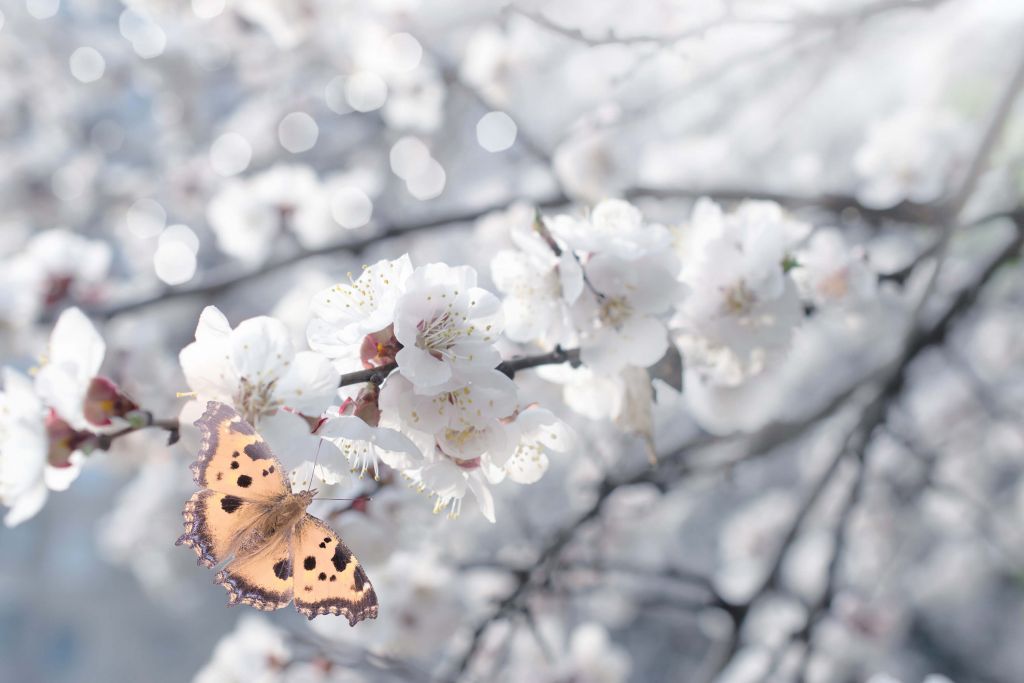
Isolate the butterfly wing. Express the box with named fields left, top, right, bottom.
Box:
left=215, top=540, right=294, bottom=611
left=190, top=401, right=290, bottom=500
left=176, top=489, right=259, bottom=568
left=177, top=402, right=290, bottom=567
left=291, top=514, right=379, bottom=624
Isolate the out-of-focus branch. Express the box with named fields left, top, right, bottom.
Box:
left=509, top=0, right=947, bottom=48
left=627, top=186, right=939, bottom=224
left=80, top=192, right=571, bottom=321
left=704, top=214, right=1024, bottom=680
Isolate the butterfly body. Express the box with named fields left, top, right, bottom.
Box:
left=176, top=401, right=378, bottom=624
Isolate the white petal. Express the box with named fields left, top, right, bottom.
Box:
left=34, top=364, right=88, bottom=430
left=44, top=456, right=83, bottom=492
left=49, top=307, right=105, bottom=378
left=466, top=474, right=496, bottom=523
left=230, top=317, right=294, bottom=382
left=179, top=337, right=237, bottom=401
left=275, top=351, right=337, bottom=414
left=506, top=448, right=549, bottom=485
left=194, top=306, right=233, bottom=342
left=396, top=346, right=452, bottom=392
left=3, top=480, right=48, bottom=527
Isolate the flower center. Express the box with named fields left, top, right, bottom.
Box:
left=599, top=295, right=632, bottom=328
left=234, top=377, right=281, bottom=425
left=722, top=280, right=757, bottom=315
left=416, top=311, right=466, bottom=356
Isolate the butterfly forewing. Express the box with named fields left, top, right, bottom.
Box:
left=191, top=401, right=290, bottom=500
left=292, top=514, right=379, bottom=624
left=176, top=489, right=257, bottom=567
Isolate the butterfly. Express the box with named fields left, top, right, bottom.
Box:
left=176, top=400, right=378, bottom=624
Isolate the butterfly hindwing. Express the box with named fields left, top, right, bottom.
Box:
left=215, top=540, right=294, bottom=612
left=192, top=401, right=290, bottom=500
left=292, top=514, right=378, bottom=625
left=176, top=489, right=258, bottom=567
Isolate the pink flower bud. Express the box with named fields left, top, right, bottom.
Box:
left=46, top=410, right=95, bottom=467
left=82, top=376, right=139, bottom=427
left=359, top=324, right=401, bottom=369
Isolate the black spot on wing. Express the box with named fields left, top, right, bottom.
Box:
left=244, top=442, right=273, bottom=460
left=236, top=475, right=252, bottom=488
left=304, top=556, right=316, bottom=571
left=331, top=545, right=351, bottom=573
left=231, top=451, right=239, bottom=458
left=220, top=495, right=243, bottom=513
left=229, top=420, right=256, bottom=435
left=329, top=575, right=336, bottom=582
left=318, top=572, right=327, bottom=581
left=216, top=472, right=223, bottom=481
left=323, top=537, right=331, bottom=543
left=273, top=558, right=291, bottom=580
left=230, top=461, right=239, bottom=470
left=353, top=566, right=368, bottom=592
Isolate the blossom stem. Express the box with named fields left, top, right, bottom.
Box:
left=95, top=411, right=180, bottom=449
left=337, top=347, right=583, bottom=388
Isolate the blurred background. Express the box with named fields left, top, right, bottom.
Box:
left=2, top=0, right=1024, bottom=682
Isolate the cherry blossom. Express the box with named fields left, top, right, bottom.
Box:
left=792, top=228, right=878, bottom=308
left=307, top=255, right=413, bottom=359
left=317, top=399, right=422, bottom=480
left=500, top=406, right=575, bottom=484
left=179, top=306, right=337, bottom=426
left=854, top=107, right=970, bottom=209
left=574, top=250, right=684, bottom=373
left=393, top=262, right=504, bottom=394
left=0, top=369, right=50, bottom=527
left=34, top=307, right=138, bottom=433
left=673, top=199, right=806, bottom=386
left=0, top=368, right=99, bottom=526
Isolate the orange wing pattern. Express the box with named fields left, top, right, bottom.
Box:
left=178, top=401, right=378, bottom=623
left=215, top=539, right=294, bottom=611
left=176, top=489, right=258, bottom=568
left=190, top=401, right=290, bottom=500
left=292, top=514, right=379, bottom=624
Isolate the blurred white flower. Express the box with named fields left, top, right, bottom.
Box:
left=548, top=199, right=672, bottom=259
left=0, top=229, right=111, bottom=326
left=179, top=306, right=337, bottom=425
left=854, top=107, right=969, bottom=209
left=207, top=164, right=334, bottom=265
left=716, top=490, right=798, bottom=603
left=0, top=369, right=49, bottom=527
left=489, top=205, right=583, bottom=345
left=673, top=199, right=804, bottom=386
left=34, top=307, right=129, bottom=433
left=576, top=250, right=683, bottom=373
left=194, top=614, right=290, bottom=683
left=393, top=263, right=503, bottom=394
left=792, top=228, right=877, bottom=308
left=382, top=65, right=446, bottom=133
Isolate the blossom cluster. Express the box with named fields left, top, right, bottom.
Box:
left=0, top=308, right=139, bottom=526
left=488, top=197, right=877, bottom=438
left=173, top=254, right=573, bottom=524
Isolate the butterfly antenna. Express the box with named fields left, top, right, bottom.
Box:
left=306, top=435, right=325, bottom=493
left=314, top=496, right=375, bottom=501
